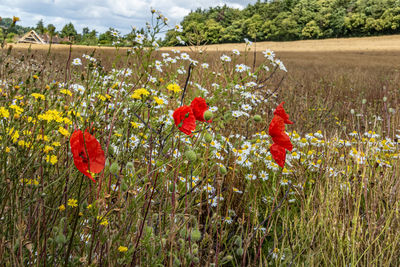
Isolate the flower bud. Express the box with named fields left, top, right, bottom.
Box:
left=236, top=247, right=244, bottom=256
left=126, top=162, right=134, bottom=170
left=110, top=162, right=119, bottom=175
left=204, top=110, right=213, bottom=121
left=362, top=99, right=367, bottom=104
left=204, top=132, right=213, bottom=143
left=219, top=165, right=227, bottom=175
left=190, top=229, right=202, bottom=242
left=185, top=150, right=197, bottom=162
left=222, top=255, right=233, bottom=262
left=253, top=114, right=262, bottom=122
left=350, top=109, right=355, bottom=115
left=383, top=96, right=387, bottom=102
left=55, top=233, right=67, bottom=244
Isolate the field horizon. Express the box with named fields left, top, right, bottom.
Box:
left=8, top=34, right=400, bottom=52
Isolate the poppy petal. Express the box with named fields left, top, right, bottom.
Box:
left=272, top=132, right=293, bottom=151
left=270, top=143, right=286, bottom=168
left=173, top=105, right=197, bottom=136
left=274, top=102, right=293, bottom=124
left=268, top=115, right=285, bottom=137
left=190, top=97, right=210, bottom=122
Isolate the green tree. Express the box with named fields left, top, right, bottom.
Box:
left=60, top=22, right=77, bottom=41
left=36, top=19, right=45, bottom=34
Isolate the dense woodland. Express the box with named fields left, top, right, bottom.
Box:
left=164, top=0, right=400, bottom=45
left=2, top=0, right=400, bottom=46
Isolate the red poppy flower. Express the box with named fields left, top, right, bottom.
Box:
left=268, top=102, right=294, bottom=168
left=173, top=105, right=196, bottom=136
left=273, top=102, right=293, bottom=124
left=190, top=97, right=211, bottom=122
left=270, top=143, right=286, bottom=168
left=70, top=130, right=105, bottom=182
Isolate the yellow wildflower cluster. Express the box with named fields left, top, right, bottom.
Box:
left=31, top=93, right=45, bottom=100
left=20, top=178, right=39, bottom=186
left=9, top=104, right=24, bottom=115
left=153, top=96, right=164, bottom=105
left=58, top=126, right=70, bottom=137
left=0, top=107, right=9, bottom=118
left=60, top=89, right=72, bottom=96
left=38, top=109, right=71, bottom=124
left=46, top=155, right=58, bottom=165
left=166, top=83, right=181, bottom=93
left=131, top=88, right=150, bottom=100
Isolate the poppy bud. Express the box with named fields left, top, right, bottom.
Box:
left=253, top=114, right=262, bottom=122
left=110, top=162, right=119, bottom=175
left=190, top=229, right=202, bottom=242
left=178, top=122, right=183, bottom=128
left=362, top=99, right=367, bottom=104
left=236, top=247, right=244, bottom=256
left=185, top=112, right=189, bottom=118
left=383, top=96, right=387, bottom=102
left=219, top=165, right=227, bottom=175
left=185, top=150, right=197, bottom=162
left=222, top=255, right=233, bottom=262
left=55, top=233, right=67, bottom=244
left=203, top=110, right=213, bottom=121
left=350, top=109, right=355, bottom=115
left=204, top=132, right=213, bottom=143
left=126, top=162, right=134, bottom=170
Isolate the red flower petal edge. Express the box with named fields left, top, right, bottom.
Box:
left=270, top=143, right=286, bottom=168
left=70, top=130, right=105, bottom=182
left=273, top=102, right=293, bottom=124
left=190, top=97, right=211, bottom=122
left=173, top=105, right=196, bottom=136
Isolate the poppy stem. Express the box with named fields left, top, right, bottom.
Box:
left=180, top=63, right=193, bottom=106
left=64, top=174, right=84, bottom=267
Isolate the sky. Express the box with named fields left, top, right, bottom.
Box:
left=0, top=0, right=258, bottom=35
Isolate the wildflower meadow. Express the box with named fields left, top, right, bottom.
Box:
left=1, top=11, right=400, bottom=266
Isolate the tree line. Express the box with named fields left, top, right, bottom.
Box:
left=164, top=0, right=400, bottom=45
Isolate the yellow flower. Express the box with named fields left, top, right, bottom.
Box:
left=97, top=94, right=106, bottom=101
left=118, top=246, right=128, bottom=252
left=58, top=204, right=66, bottom=211
left=130, top=121, right=139, bottom=128
left=33, top=75, right=39, bottom=80
left=67, top=199, right=78, bottom=208
left=9, top=104, right=24, bottom=115
left=60, top=89, right=72, bottom=96
left=5, top=147, right=10, bottom=153
left=131, top=88, right=150, bottom=100
left=153, top=96, right=164, bottom=105
left=0, top=107, right=9, bottom=118
left=31, top=93, right=45, bottom=100
left=58, top=126, right=70, bottom=137
left=43, top=145, right=54, bottom=153
left=46, top=155, right=58, bottom=165
left=97, top=216, right=108, bottom=226
left=166, top=83, right=181, bottom=93
left=12, top=16, right=20, bottom=23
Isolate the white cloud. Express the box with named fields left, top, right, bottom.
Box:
left=0, top=0, right=257, bottom=35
